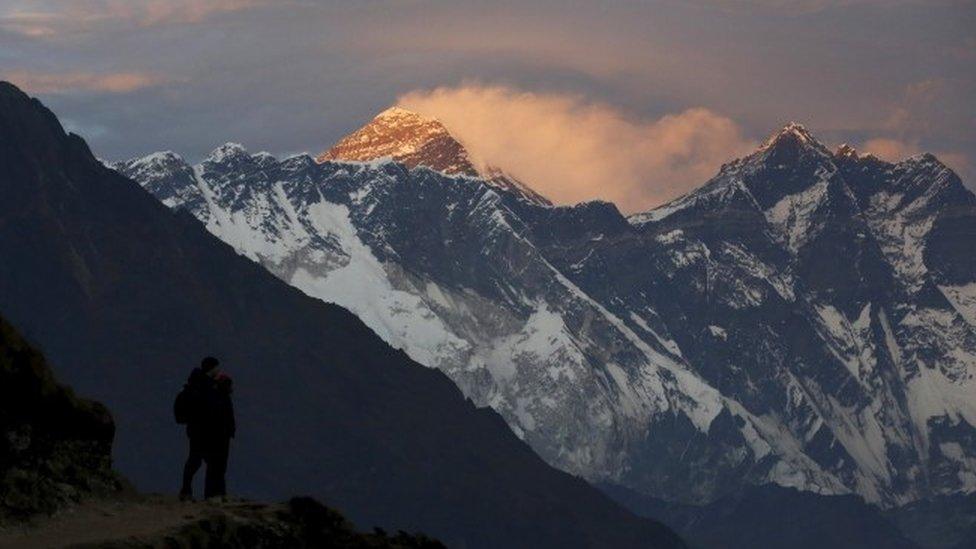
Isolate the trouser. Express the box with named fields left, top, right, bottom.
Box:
left=181, top=435, right=231, bottom=498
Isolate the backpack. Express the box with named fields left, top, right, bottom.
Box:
left=173, top=386, right=194, bottom=425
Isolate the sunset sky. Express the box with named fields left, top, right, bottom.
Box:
left=3, top=0, right=973, bottom=211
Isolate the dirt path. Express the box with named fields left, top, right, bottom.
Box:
left=0, top=495, right=227, bottom=548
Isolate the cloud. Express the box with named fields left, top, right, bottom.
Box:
left=861, top=138, right=921, bottom=161
left=0, top=11, right=61, bottom=37
left=882, top=79, right=975, bottom=144
left=696, top=0, right=958, bottom=13
left=2, top=70, right=170, bottom=94
left=863, top=79, right=975, bottom=184
left=861, top=137, right=971, bottom=182
left=884, top=79, right=946, bottom=136
left=399, top=85, right=757, bottom=214
left=2, top=0, right=968, bottom=188
left=0, top=0, right=270, bottom=37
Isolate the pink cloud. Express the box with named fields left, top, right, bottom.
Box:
left=399, top=85, right=756, bottom=214
left=697, top=0, right=956, bottom=13
left=861, top=138, right=921, bottom=161
left=2, top=70, right=170, bottom=94
left=861, top=137, right=971, bottom=181
left=0, top=0, right=270, bottom=37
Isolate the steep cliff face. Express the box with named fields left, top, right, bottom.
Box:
left=118, top=113, right=976, bottom=508
left=610, top=127, right=976, bottom=505
left=0, top=315, right=119, bottom=521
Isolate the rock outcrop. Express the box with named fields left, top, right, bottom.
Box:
left=0, top=315, right=120, bottom=522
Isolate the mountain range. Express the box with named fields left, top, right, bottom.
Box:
left=0, top=81, right=684, bottom=548
left=114, top=106, right=976, bottom=513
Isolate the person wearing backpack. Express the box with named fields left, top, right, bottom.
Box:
left=177, top=356, right=221, bottom=501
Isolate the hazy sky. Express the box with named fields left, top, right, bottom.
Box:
left=3, top=0, right=973, bottom=211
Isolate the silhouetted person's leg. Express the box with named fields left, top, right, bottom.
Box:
left=181, top=436, right=204, bottom=498
left=204, top=437, right=230, bottom=498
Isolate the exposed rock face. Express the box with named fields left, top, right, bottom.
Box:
left=620, top=125, right=976, bottom=506
left=117, top=114, right=976, bottom=510
left=0, top=315, right=119, bottom=521
left=318, top=106, right=551, bottom=206
left=318, top=106, right=480, bottom=177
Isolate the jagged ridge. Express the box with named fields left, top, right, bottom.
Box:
left=119, top=115, right=976, bottom=510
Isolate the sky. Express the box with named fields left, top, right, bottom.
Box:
left=2, top=0, right=974, bottom=212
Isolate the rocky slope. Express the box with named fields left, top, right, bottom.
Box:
left=102, top=497, right=443, bottom=549
left=0, top=315, right=119, bottom=522
left=116, top=111, right=976, bottom=509
left=3, top=495, right=445, bottom=549
left=0, top=81, right=684, bottom=549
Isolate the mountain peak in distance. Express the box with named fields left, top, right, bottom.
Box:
left=317, top=105, right=479, bottom=176
left=317, top=105, right=552, bottom=206
left=759, top=121, right=831, bottom=157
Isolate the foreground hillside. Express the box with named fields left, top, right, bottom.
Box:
left=2, top=496, right=444, bottom=548
left=0, top=312, right=441, bottom=548
left=0, top=81, right=683, bottom=548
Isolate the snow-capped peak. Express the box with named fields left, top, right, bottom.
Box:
left=373, top=105, right=433, bottom=123
left=759, top=122, right=830, bottom=156
left=205, top=142, right=249, bottom=164
left=318, top=105, right=553, bottom=207
left=139, top=150, right=183, bottom=163
left=109, top=150, right=191, bottom=182
left=317, top=105, right=478, bottom=176
left=903, top=152, right=944, bottom=168
left=774, top=121, right=815, bottom=141
left=833, top=144, right=893, bottom=166
left=834, top=143, right=861, bottom=159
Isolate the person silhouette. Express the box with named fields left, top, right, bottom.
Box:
left=178, top=356, right=235, bottom=500
left=205, top=372, right=235, bottom=498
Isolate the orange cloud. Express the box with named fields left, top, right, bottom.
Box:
left=398, top=85, right=756, bottom=214
left=861, top=79, right=974, bottom=185
left=861, top=138, right=921, bottom=161
left=2, top=70, right=169, bottom=94
left=118, top=0, right=270, bottom=26
left=862, top=137, right=970, bottom=181
left=0, top=11, right=61, bottom=37
left=697, top=0, right=955, bottom=13
left=1, top=1, right=270, bottom=37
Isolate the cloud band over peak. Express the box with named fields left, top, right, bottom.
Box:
left=399, top=85, right=757, bottom=214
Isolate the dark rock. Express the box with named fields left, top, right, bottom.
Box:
left=0, top=315, right=121, bottom=522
